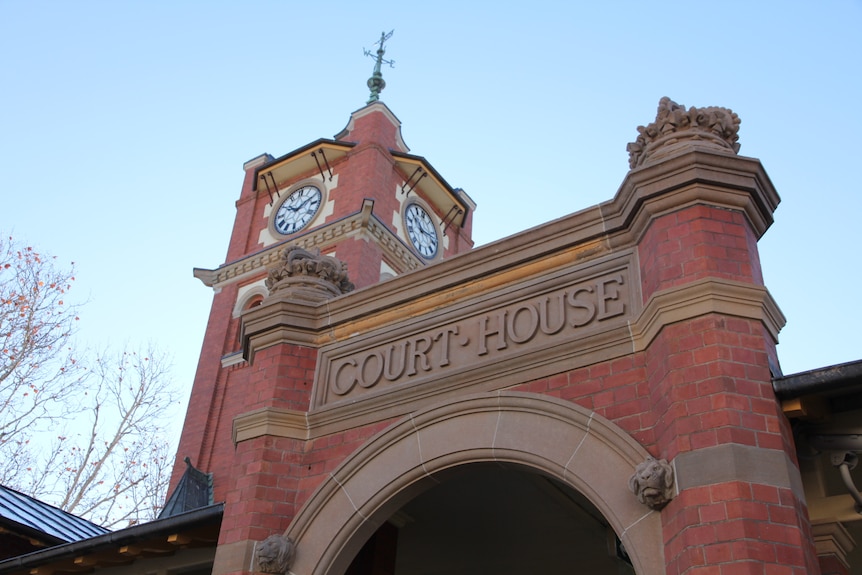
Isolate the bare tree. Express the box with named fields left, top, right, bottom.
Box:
left=34, top=348, right=177, bottom=527
left=1, top=236, right=178, bottom=528
left=0, top=236, right=85, bottom=482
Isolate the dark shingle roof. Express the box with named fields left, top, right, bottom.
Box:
left=0, top=485, right=109, bottom=543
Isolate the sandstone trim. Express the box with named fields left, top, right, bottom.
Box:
left=232, top=407, right=309, bottom=443
left=211, top=540, right=256, bottom=575
left=812, top=522, right=856, bottom=570
left=282, top=392, right=665, bottom=575
left=631, top=277, right=786, bottom=349
left=195, top=200, right=421, bottom=289
left=234, top=277, right=784, bottom=442
left=674, top=443, right=805, bottom=502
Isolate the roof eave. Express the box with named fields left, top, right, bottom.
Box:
left=0, top=504, right=224, bottom=573
left=773, top=358, right=862, bottom=400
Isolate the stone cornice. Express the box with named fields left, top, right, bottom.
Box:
left=232, top=406, right=309, bottom=443
left=605, top=146, right=780, bottom=242
left=194, top=200, right=422, bottom=289
left=631, top=277, right=786, bottom=349
left=297, top=148, right=779, bottom=342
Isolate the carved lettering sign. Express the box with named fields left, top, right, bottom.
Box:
left=316, top=260, right=636, bottom=406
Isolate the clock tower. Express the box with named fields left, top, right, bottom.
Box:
left=169, top=33, right=475, bottom=568
left=162, top=52, right=826, bottom=572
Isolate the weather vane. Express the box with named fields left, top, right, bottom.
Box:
left=364, top=30, right=394, bottom=104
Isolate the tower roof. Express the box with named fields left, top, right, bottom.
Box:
left=158, top=457, right=213, bottom=519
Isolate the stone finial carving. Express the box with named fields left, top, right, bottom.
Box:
left=628, top=456, right=675, bottom=510
left=257, top=534, right=295, bottom=574
left=265, top=246, right=355, bottom=303
left=627, top=97, right=741, bottom=169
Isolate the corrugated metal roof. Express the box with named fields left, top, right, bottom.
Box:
left=0, top=503, right=223, bottom=575
left=0, top=485, right=109, bottom=542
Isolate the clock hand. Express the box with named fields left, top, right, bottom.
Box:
left=415, top=226, right=432, bottom=240
left=420, top=218, right=436, bottom=235
left=289, top=196, right=314, bottom=212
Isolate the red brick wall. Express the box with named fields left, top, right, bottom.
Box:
left=819, top=555, right=850, bottom=575
left=217, top=419, right=395, bottom=546
left=342, top=110, right=400, bottom=151
left=332, top=236, right=384, bottom=290
left=170, top=282, right=241, bottom=491
left=638, top=205, right=763, bottom=303
left=244, top=344, right=317, bottom=413
left=663, top=482, right=817, bottom=575
left=512, top=202, right=818, bottom=573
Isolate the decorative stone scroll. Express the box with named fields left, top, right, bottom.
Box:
left=257, top=534, right=295, bottom=574
left=628, top=456, right=675, bottom=510
left=627, top=97, right=741, bottom=169
left=265, top=246, right=354, bottom=303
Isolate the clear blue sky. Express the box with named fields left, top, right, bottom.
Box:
left=2, top=2, right=860, bottom=433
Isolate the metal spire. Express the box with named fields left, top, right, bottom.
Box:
left=364, top=30, right=394, bottom=104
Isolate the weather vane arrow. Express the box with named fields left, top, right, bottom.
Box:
left=364, top=30, right=394, bottom=104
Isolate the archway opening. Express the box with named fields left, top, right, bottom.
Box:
left=345, top=463, right=634, bottom=575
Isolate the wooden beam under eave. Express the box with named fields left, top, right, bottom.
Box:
left=168, top=533, right=192, bottom=545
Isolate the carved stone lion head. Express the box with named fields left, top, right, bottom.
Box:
left=628, top=456, right=674, bottom=510
left=257, top=534, right=295, bottom=574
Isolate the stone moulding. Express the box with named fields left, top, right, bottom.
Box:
left=240, top=298, right=330, bottom=362
left=812, top=522, right=856, bottom=570
left=233, top=406, right=310, bottom=443
left=193, top=199, right=421, bottom=290
left=319, top=150, right=779, bottom=345
left=607, top=149, right=779, bottom=243
left=232, top=276, right=784, bottom=444
left=631, top=277, right=786, bottom=349
left=314, top=252, right=638, bottom=407
left=309, top=275, right=781, bottom=413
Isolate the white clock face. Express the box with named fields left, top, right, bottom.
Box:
left=405, top=203, right=439, bottom=259
left=274, top=185, right=322, bottom=235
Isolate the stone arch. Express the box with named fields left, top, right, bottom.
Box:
left=286, top=391, right=664, bottom=575
left=233, top=282, right=267, bottom=318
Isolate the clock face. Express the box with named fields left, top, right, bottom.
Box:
left=405, top=203, right=439, bottom=259
left=274, top=185, right=322, bottom=235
